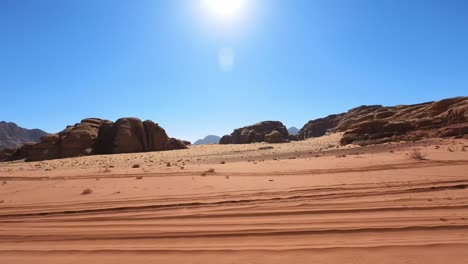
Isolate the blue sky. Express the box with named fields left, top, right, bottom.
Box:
left=1, top=0, right=467, bottom=141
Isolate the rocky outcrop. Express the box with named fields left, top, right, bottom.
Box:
left=297, top=97, right=468, bottom=145
left=219, top=135, right=232, bottom=145
left=0, top=122, right=47, bottom=149
left=2, top=118, right=187, bottom=162
left=297, top=115, right=343, bottom=139
left=219, top=121, right=290, bottom=144
left=265, top=130, right=283, bottom=143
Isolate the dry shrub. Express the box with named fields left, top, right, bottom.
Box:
left=220, top=161, right=226, bottom=164
left=81, top=188, right=93, bottom=195
left=201, top=168, right=215, bottom=176
left=132, top=164, right=140, bottom=168
left=136, top=176, right=143, bottom=180
left=409, top=149, right=426, bottom=161
left=259, top=146, right=274, bottom=150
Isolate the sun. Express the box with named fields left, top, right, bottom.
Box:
left=202, top=0, right=246, bottom=20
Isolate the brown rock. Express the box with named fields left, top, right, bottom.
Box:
left=2, top=117, right=186, bottom=162
left=297, top=96, right=468, bottom=146
left=0, top=147, right=17, bottom=161
left=220, top=121, right=289, bottom=144
left=165, top=138, right=188, bottom=150
left=113, top=118, right=147, bottom=153
left=60, top=119, right=109, bottom=158
left=143, top=120, right=170, bottom=151
left=265, top=130, right=286, bottom=143
left=219, top=135, right=232, bottom=145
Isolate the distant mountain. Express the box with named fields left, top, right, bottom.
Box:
left=288, top=126, right=299, bottom=135
left=194, top=135, right=221, bottom=145
left=0, top=121, right=47, bottom=149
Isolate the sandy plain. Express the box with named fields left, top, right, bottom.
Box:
left=1, top=133, right=468, bottom=263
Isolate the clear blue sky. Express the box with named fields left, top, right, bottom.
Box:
left=1, top=0, right=467, bottom=141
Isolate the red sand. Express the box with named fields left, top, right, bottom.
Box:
left=1, top=135, right=467, bottom=263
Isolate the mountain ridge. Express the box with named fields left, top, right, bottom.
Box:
left=0, top=121, right=47, bottom=149
left=194, top=135, right=220, bottom=145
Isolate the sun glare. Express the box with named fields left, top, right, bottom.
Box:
left=202, top=0, right=246, bottom=20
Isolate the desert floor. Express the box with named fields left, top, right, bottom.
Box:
left=1, top=134, right=468, bottom=263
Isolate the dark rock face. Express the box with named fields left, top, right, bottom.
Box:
left=60, top=118, right=110, bottom=158
left=194, top=135, right=221, bottom=145
left=297, top=115, right=343, bottom=139
left=0, top=147, right=17, bottom=162
left=219, top=121, right=290, bottom=144
left=297, top=97, right=468, bottom=146
left=265, top=130, right=283, bottom=143
left=219, top=135, right=232, bottom=145
left=113, top=118, right=148, bottom=153
left=2, top=118, right=187, bottom=162
left=0, top=122, right=47, bottom=149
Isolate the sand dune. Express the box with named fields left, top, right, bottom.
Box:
left=1, top=134, right=467, bottom=263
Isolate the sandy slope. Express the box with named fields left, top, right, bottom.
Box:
left=1, top=134, right=468, bottom=263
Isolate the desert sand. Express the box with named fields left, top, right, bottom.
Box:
left=1, top=133, right=468, bottom=263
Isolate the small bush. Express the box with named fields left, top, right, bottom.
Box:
left=132, top=164, right=140, bottom=168
left=259, top=146, right=274, bottom=150
left=136, top=176, right=143, bottom=180
left=409, top=149, right=426, bottom=161
left=81, top=188, right=93, bottom=195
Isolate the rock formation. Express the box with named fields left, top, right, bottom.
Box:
left=194, top=135, right=221, bottom=145
left=1, top=118, right=187, bottom=162
left=297, top=97, right=468, bottom=145
left=0, top=122, right=47, bottom=149
left=219, top=121, right=290, bottom=144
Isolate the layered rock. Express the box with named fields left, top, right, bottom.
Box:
left=2, top=118, right=187, bottom=162
left=297, top=97, right=468, bottom=145
left=219, top=121, right=290, bottom=144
